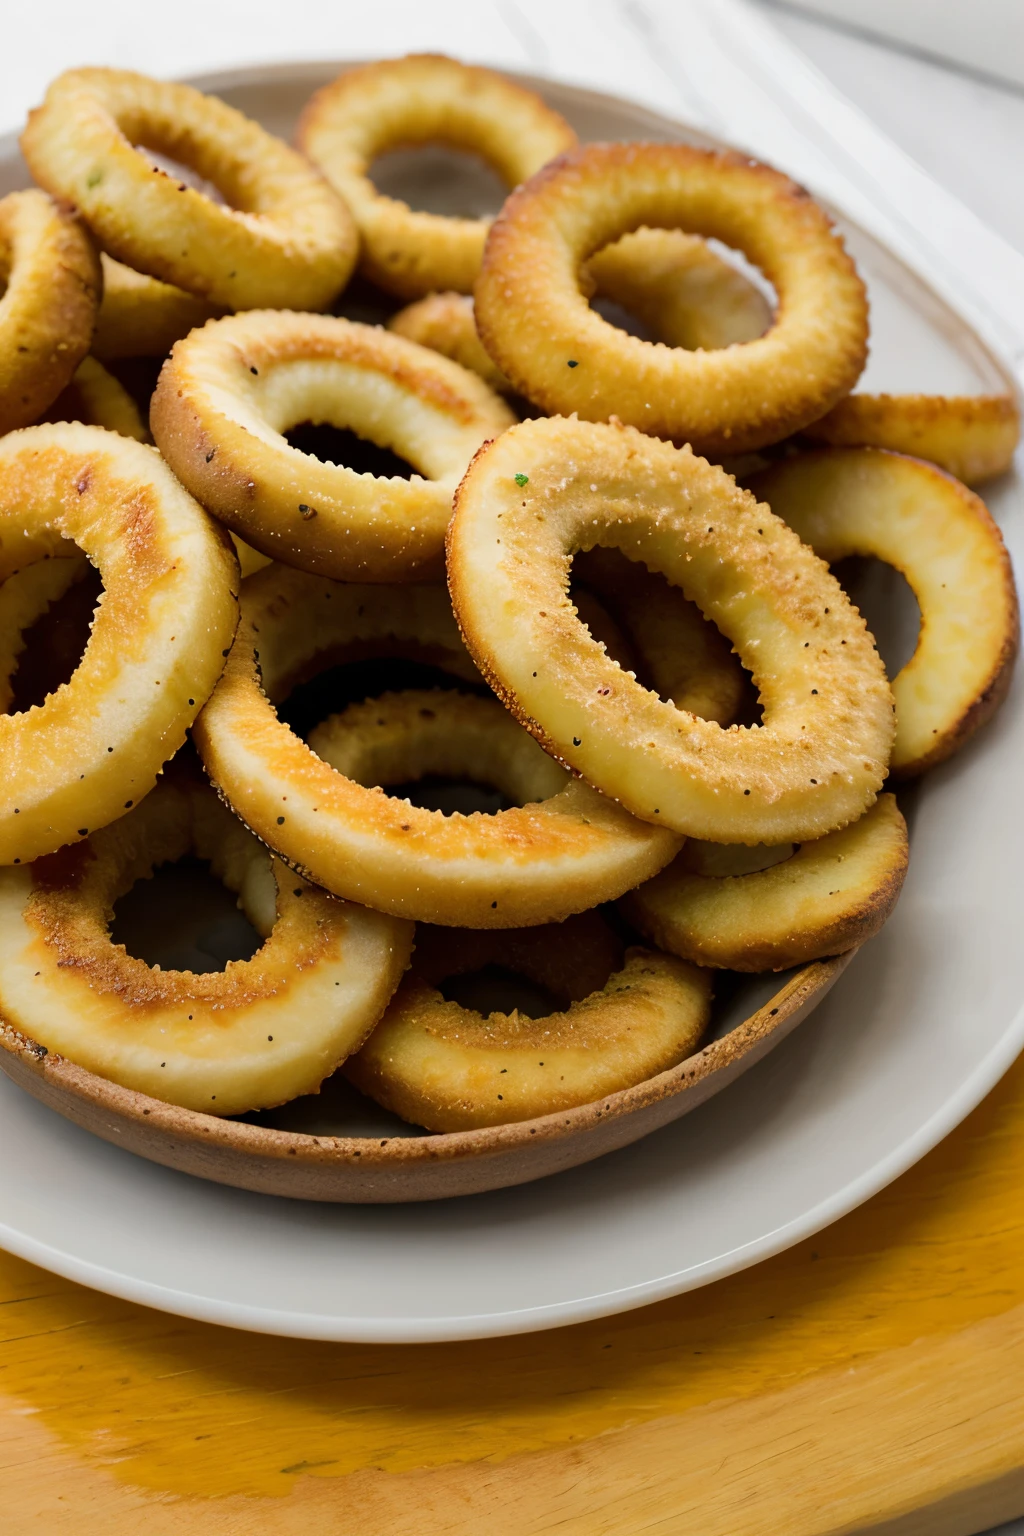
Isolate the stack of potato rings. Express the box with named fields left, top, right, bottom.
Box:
left=0, top=53, right=1016, bottom=1138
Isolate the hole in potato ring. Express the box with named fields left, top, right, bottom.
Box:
left=21, top=67, right=357, bottom=311
left=621, top=793, right=908, bottom=972
left=802, top=392, right=1020, bottom=486
left=387, top=231, right=772, bottom=403
left=92, top=254, right=219, bottom=362
left=0, top=189, right=101, bottom=435
left=42, top=355, right=149, bottom=442
left=572, top=546, right=748, bottom=726
left=0, top=421, right=239, bottom=864
left=585, top=227, right=773, bottom=351
left=474, top=142, right=868, bottom=454
left=297, top=54, right=578, bottom=300
left=345, top=912, right=711, bottom=1131
left=306, top=686, right=680, bottom=926
left=151, top=311, right=516, bottom=582
left=0, top=557, right=90, bottom=714
left=749, top=447, right=1019, bottom=777
left=447, top=416, right=895, bottom=844
left=0, top=771, right=413, bottom=1116
left=230, top=533, right=272, bottom=579
left=193, top=565, right=680, bottom=927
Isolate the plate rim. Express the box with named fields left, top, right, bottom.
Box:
left=0, top=58, right=1020, bottom=1340
left=1, top=972, right=1022, bottom=1342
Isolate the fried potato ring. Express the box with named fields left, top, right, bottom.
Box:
left=0, top=189, right=101, bottom=435
left=474, top=142, right=868, bottom=454
left=388, top=292, right=511, bottom=395
left=43, top=355, right=149, bottom=442
left=573, top=546, right=747, bottom=726
left=0, top=421, right=238, bottom=864
left=306, top=687, right=679, bottom=926
left=92, top=254, right=219, bottom=362
left=750, top=447, right=1019, bottom=776
left=346, top=914, right=711, bottom=1131
left=151, top=311, right=515, bottom=581
left=622, top=793, right=907, bottom=971
left=448, top=417, right=895, bottom=843
left=803, top=392, right=1020, bottom=486
left=194, top=565, right=679, bottom=926
left=22, top=67, right=357, bottom=311
left=388, top=231, right=771, bottom=399
left=297, top=54, right=578, bottom=300
left=0, top=774, right=412, bottom=1116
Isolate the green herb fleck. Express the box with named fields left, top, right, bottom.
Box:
left=86, top=169, right=104, bottom=188
left=514, top=472, right=529, bottom=487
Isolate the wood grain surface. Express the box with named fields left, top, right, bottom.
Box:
left=1, top=1049, right=1023, bottom=1533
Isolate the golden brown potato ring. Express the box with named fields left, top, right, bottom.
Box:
left=151, top=311, right=515, bottom=582
left=621, top=793, right=908, bottom=972
left=297, top=54, right=577, bottom=299
left=0, top=773, right=412, bottom=1116
left=0, top=189, right=101, bottom=435
left=803, top=391, right=1020, bottom=486
left=388, top=230, right=772, bottom=401
left=448, top=416, right=894, bottom=844
left=388, top=292, right=511, bottom=395
left=346, top=913, right=711, bottom=1131
left=92, top=254, right=219, bottom=361
left=22, top=67, right=357, bottom=310
left=42, top=354, right=149, bottom=442
left=307, top=686, right=680, bottom=926
left=750, top=448, right=1019, bottom=776
left=474, top=142, right=867, bottom=453
left=0, top=421, right=238, bottom=864
left=194, top=567, right=680, bottom=927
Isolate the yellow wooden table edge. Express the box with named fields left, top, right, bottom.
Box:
left=0, top=1041, right=1022, bottom=1534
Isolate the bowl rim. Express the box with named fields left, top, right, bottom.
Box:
left=0, top=952, right=852, bottom=1166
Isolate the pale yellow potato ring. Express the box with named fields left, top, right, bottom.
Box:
left=346, top=914, right=711, bottom=1131
left=43, top=354, right=149, bottom=442
left=0, top=189, right=101, bottom=435
left=388, top=231, right=772, bottom=399
left=22, top=67, right=357, bottom=310
left=474, top=142, right=868, bottom=453
left=194, top=566, right=679, bottom=927
left=0, top=773, right=412, bottom=1116
left=448, top=416, right=895, bottom=843
left=92, top=254, right=219, bottom=362
left=0, top=421, right=238, bottom=864
left=750, top=448, right=1019, bottom=776
left=803, top=391, right=1020, bottom=486
left=307, top=687, right=680, bottom=926
left=151, top=310, right=515, bottom=582
left=297, top=54, right=577, bottom=299
left=622, top=793, right=908, bottom=972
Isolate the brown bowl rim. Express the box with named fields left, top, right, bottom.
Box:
left=0, top=950, right=853, bottom=1168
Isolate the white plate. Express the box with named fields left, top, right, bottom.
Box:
left=0, top=64, right=1020, bottom=1343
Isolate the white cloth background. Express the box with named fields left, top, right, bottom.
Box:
left=2, top=3, right=1023, bottom=1528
